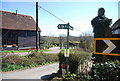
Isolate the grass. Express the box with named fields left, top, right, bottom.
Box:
left=0, top=49, right=51, bottom=53
left=0, top=50, right=30, bottom=53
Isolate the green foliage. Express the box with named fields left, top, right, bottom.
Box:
left=58, top=49, right=91, bottom=73
left=76, top=73, right=92, bottom=81
left=2, top=55, right=24, bottom=65
left=2, top=53, right=59, bottom=72
left=56, top=48, right=93, bottom=80
left=2, top=64, right=24, bottom=72
left=0, top=49, right=49, bottom=53
left=0, top=50, right=30, bottom=53
left=92, top=60, right=120, bottom=81
left=62, top=72, right=77, bottom=80
left=79, top=36, right=94, bottom=52
left=52, top=71, right=92, bottom=81
left=42, top=54, right=59, bottom=62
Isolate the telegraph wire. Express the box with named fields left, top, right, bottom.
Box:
left=38, top=5, right=85, bottom=35
left=38, top=6, right=66, bottom=23
left=74, top=27, right=85, bottom=35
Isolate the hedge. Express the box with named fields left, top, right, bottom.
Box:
left=58, top=48, right=91, bottom=74
left=91, top=60, right=120, bottom=81
left=2, top=52, right=59, bottom=72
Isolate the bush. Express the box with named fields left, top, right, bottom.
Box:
left=27, top=53, right=46, bottom=65
left=72, top=48, right=85, bottom=52
left=2, top=55, right=21, bottom=65
left=58, top=49, right=91, bottom=73
left=2, top=64, right=24, bottom=72
left=43, top=54, right=59, bottom=62
left=92, top=60, right=120, bottom=81
left=2, top=52, right=59, bottom=72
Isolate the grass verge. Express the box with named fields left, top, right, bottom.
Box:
left=0, top=49, right=51, bottom=53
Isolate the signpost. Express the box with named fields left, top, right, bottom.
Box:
left=57, top=23, right=73, bottom=74
left=94, top=38, right=120, bottom=56
left=57, top=23, right=73, bottom=30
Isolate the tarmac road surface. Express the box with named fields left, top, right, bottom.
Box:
left=44, top=47, right=60, bottom=54
left=1, top=47, right=61, bottom=80
left=5, top=47, right=61, bottom=56
left=2, top=63, right=59, bottom=79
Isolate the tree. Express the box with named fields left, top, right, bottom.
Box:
left=59, top=34, right=66, bottom=49
left=79, top=33, right=94, bottom=52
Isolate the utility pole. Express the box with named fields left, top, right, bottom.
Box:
left=36, top=2, right=39, bottom=52
left=66, top=23, right=70, bottom=74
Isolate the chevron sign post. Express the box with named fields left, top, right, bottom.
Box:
left=94, top=38, right=120, bottom=56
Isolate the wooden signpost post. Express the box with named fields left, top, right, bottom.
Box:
left=57, top=23, right=73, bottom=74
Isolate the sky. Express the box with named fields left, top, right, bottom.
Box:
left=1, top=0, right=119, bottom=37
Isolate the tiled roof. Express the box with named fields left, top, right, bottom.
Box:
left=0, top=10, right=41, bottom=31
left=111, top=18, right=120, bottom=30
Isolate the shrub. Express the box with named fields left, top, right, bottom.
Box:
left=2, top=55, right=22, bottom=65
left=92, top=60, right=120, bottom=81
left=43, top=54, right=59, bottom=62
left=19, top=57, right=35, bottom=66
left=33, top=56, right=45, bottom=65
left=2, top=64, right=24, bottom=72
left=2, top=52, right=59, bottom=72
left=72, top=48, right=85, bottom=52
left=2, top=55, right=35, bottom=67
left=58, top=49, right=91, bottom=73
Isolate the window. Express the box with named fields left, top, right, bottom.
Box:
left=2, top=30, right=18, bottom=47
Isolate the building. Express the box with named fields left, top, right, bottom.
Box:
left=111, top=18, right=120, bottom=61
left=111, top=18, right=120, bottom=34
left=0, top=10, right=41, bottom=50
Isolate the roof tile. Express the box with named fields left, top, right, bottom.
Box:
left=0, top=10, right=41, bottom=31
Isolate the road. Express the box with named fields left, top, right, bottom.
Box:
left=6, top=47, right=61, bottom=56
left=2, top=63, right=59, bottom=79
left=1, top=47, right=60, bottom=80
left=44, top=47, right=60, bottom=54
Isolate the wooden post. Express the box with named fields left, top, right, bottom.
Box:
left=36, top=2, right=39, bottom=52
